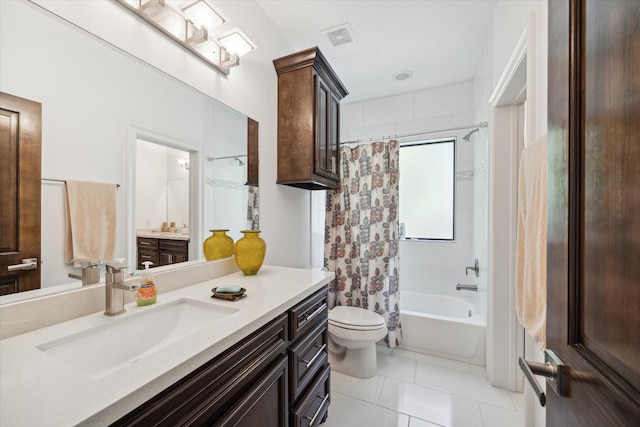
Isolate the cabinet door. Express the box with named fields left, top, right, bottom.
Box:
left=217, top=356, right=288, bottom=427
left=329, top=92, right=340, bottom=181
left=314, top=74, right=336, bottom=181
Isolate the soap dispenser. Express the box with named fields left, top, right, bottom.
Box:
left=136, top=261, right=157, bottom=306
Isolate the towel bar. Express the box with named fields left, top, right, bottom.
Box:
left=42, top=178, right=120, bottom=188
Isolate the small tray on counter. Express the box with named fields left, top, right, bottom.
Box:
left=211, top=287, right=247, bottom=302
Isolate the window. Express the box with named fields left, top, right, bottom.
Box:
left=399, top=139, right=455, bottom=240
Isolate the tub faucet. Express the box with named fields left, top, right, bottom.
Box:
left=465, top=258, right=479, bottom=277
left=456, top=284, right=478, bottom=292
left=104, top=262, right=137, bottom=316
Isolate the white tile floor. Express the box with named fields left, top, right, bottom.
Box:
left=321, top=346, right=525, bottom=427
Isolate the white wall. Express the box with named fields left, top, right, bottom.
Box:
left=478, top=2, right=547, bottom=426
left=341, top=81, right=481, bottom=309
left=1, top=0, right=311, bottom=290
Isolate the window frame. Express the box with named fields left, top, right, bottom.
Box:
left=399, top=137, right=456, bottom=242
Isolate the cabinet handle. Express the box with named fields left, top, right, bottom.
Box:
left=139, top=241, right=151, bottom=246
left=302, top=343, right=327, bottom=368
left=305, top=393, right=329, bottom=426
left=141, top=255, right=152, bottom=260
left=303, top=303, right=327, bottom=324
left=331, top=156, right=336, bottom=173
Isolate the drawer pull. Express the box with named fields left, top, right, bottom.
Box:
left=303, top=303, right=327, bottom=324
left=139, top=241, right=152, bottom=246
left=302, top=343, right=327, bottom=368
left=305, top=393, right=329, bottom=426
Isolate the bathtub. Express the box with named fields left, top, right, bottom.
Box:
left=399, top=291, right=485, bottom=366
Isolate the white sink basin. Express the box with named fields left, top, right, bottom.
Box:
left=37, top=299, right=237, bottom=379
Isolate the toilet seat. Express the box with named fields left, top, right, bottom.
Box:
left=329, top=306, right=386, bottom=331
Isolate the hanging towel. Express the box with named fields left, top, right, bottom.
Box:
left=516, top=134, right=547, bottom=350
left=65, top=180, right=117, bottom=265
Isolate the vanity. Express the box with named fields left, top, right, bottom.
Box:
left=0, top=263, right=333, bottom=426
left=136, top=232, right=190, bottom=270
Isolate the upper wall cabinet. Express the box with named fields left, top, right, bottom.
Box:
left=273, top=47, right=348, bottom=190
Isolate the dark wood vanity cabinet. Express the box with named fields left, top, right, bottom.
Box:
left=113, top=286, right=330, bottom=427
left=288, top=287, right=330, bottom=427
left=158, top=239, right=188, bottom=266
left=274, top=47, right=348, bottom=190
left=137, top=237, right=188, bottom=270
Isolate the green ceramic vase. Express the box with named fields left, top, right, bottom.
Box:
left=234, top=230, right=266, bottom=275
left=203, top=229, right=234, bottom=261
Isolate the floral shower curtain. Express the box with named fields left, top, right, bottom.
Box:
left=246, top=186, right=259, bottom=230
left=324, top=140, right=402, bottom=347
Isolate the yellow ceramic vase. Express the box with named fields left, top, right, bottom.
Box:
left=203, top=229, right=234, bottom=261
left=234, top=230, right=266, bottom=275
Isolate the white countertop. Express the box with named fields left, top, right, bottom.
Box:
left=0, top=265, right=333, bottom=426
left=136, top=231, right=190, bottom=241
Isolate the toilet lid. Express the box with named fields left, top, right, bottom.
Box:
left=329, top=306, right=386, bottom=329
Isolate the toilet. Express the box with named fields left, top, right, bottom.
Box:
left=327, top=306, right=387, bottom=378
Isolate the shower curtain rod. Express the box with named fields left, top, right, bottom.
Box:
left=341, top=121, right=488, bottom=146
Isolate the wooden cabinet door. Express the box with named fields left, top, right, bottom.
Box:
left=314, top=74, right=332, bottom=180
left=218, top=356, right=288, bottom=427
left=0, top=92, right=41, bottom=295
left=546, top=0, right=640, bottom=424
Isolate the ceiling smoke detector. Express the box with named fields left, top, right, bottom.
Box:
left=322, top=23, right=355, bottom=47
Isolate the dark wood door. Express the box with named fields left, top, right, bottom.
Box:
left=0, top=92, right=41, bottom=295
left=547, top=0, right=640, bottom=424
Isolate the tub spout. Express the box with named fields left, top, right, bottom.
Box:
left=456, top=284, right=478, bottom=292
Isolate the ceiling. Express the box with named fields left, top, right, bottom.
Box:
left=256, top=0, right=497, bottom=104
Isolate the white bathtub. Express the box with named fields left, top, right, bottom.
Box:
left=399, top=291, right=485, bottom=366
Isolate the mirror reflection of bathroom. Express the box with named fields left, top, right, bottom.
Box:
left=205, top=155, right=249, bottom=243
left=135, top=139, right=191, bottom=269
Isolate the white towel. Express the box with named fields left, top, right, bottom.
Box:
left=516, top=134, right=547, bottom=350
left=65, top=180, right=117, bottom=265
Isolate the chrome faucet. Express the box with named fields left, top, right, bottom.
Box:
left=456, top=283, right=478, bottom=292
left=68, top=259, right=100, bottom=286
left=104, top=262, right=137, bottom=316
left=465, top=258, right=480, bottom=277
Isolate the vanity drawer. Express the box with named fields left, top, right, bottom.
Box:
left=291, top=364, right=331, bottom=427
left=289, top=286, right=327, bottom=341
left=159, top=239, right=188, bottom=252
left=114, top=314, right=288, bottom=426
left=137, top=248, right=158, bottom=268
left=289, top=320, right=328, bottom=403
left=137, top=237, right=158, bottom=249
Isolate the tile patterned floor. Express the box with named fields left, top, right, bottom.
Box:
left=321, top=346, right=525, bottom=427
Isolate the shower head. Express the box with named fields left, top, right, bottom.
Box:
left=234, top=157, right=245, bottom=166
left=461, top=121, right=488, bottom=142
left=462, top=128, right=479, bottom=142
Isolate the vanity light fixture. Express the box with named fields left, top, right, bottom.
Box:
left=115, top=0, right=253, bottom=75
left=217, top=29, right=256, bottom=57
left=176, top=158, right=190, bottom=170
left=179, top=0, right=224, bottom=31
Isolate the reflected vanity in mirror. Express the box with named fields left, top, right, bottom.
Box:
left=0, top=1, right=258, bottom=302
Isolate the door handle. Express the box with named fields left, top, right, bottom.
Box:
left=519, top=349, right=567, bottom=406
left=7, top=258, right=38, bottom=272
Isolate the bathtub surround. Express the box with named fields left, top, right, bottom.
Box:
left=325, top=141, right=402, bottom=347
left=515, top=134, right=547, bottom=350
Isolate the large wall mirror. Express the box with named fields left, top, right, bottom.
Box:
left=0, top=1, right=258, bottom=302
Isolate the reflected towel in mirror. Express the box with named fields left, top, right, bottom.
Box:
left=65, top=180, right=117, bottom=265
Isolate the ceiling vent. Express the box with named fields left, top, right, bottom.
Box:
left=322, top=23, right=355, bottom=47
